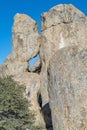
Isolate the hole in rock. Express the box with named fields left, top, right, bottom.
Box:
left=28, top=53, right=42, bottom=73
left=29, top=54, right=40, bottom=68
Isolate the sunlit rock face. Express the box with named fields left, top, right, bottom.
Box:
left=12, top=14, right=40, bottom=62
left=48, top=46, right=87, bottom=130
left=40, top=4, right=87, bottom=107
left=13, top=72, right=45, bottom=127
left=0, top=14, right=44, bottom=128
left=0, top=4, right=87, bottom=130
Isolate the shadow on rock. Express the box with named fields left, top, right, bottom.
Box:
left=41, top=103, right=53, bottom=130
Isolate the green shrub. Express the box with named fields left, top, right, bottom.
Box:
left=0, top=76, right=41, bottom=130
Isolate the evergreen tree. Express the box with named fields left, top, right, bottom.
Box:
left=0, top=76, right=41, bottom=130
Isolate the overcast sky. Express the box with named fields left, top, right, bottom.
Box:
left=0, top=0, right=87, bottom=64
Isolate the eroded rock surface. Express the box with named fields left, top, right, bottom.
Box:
left=13, top=72, right=45, bottom=127
left=12, top=14, right=40, bottom=62
left=0, top=4, right=87, bottom=130
left=0, top=14, right=44, bottom=128
left=40, top=4, right=87, bottom=106
left=48, top=46, right=87, bottom=130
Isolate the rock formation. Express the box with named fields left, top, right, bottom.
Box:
left=40, top=4, right=87, bottom=107
left=0, top=4, right=87, bottom=130
left=48, top=46, right=87, bottom=130
left=12, top=14, right=40, bottom=62
left=0, top=14, right=44, bottom=128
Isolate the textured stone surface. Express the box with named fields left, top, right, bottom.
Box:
left=12, top=14, right=40, bottom=62
left=41, top=4, right=85, bottom=31
left=4, top=61, right=28, bottom=76
left=40, top=4, right=87, bottom=106
left=40, top=63, right=49, bottom=106
left=48, top=46, right=87, bottom=130
left=13, top=72, right=45, bottom=127
left=13, top=72, right=40, bottom=111
left=0, top=14, right=44, bottom=128
left=0, top=4, right=87, bottom=130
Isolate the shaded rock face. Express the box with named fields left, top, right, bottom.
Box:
left=0, top=4, right=87, bottom=130
left=48, top=46, right=87, bottom=130
left=40, top=4, right=87, bottom=106
left=41, top=103, right=53, bottom=129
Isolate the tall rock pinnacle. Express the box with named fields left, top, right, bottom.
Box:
left=12, top=14, right=40, bottom=62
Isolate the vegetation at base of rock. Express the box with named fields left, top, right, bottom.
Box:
left=0, top=76, right=41, bottom=130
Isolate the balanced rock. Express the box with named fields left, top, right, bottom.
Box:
left=48, top=46, right=87, bottom=130
left=12, top=14, right=40, bottom=62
